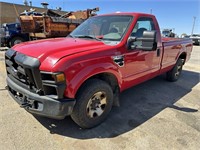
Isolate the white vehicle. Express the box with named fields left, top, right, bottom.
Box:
left=190, top=34, right=200, bottom=45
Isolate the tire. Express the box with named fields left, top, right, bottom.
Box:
left=10, top=37, right=25, bottom=47
left=166, top=58, right=183, bottom=82
left=71, top=79, right=113, bottom=129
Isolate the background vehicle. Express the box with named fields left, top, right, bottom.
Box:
left=162, top=29, right=175, bottom=37
left=190, top=34, right=200, bottom=45
left=0, top=23, right=29, bottom=47
left=19, top=8, right=99, bottom=39
left=5, top=12, right=193, bottom=128
left=182, top=35, right=190, bottom=38
left=0, top=8, right=99, bottom=47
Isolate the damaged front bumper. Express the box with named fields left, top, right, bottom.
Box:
left=7, top=77, right=76, bottom=119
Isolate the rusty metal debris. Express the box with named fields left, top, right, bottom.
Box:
left=19, top=7, right=99, bottom=38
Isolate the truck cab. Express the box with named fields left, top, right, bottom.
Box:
left=162, top=29, right=175, bottom=37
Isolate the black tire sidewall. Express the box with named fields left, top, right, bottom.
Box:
left=167, top=58, right=183, bottom=82
left=71, top=79, right=113, bottom=128
left=10, top=37, right=24, bottom=47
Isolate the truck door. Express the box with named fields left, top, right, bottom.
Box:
left=124, top=17, right=161, bottom=86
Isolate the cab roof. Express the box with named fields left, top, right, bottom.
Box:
left=97, top=12, right=155, bottom=18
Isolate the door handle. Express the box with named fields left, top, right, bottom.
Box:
left=112, top=55, right=124, bottom=67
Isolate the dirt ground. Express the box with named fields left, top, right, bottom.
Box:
left=0, top=46, right=200, bottom=150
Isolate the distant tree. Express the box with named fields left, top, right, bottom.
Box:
left=181, top=33, right=187, bottom=38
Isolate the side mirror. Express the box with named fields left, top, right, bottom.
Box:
left=127, top=36, right=136, bottom=49
left=138, top=31, right=157, bottom=51
left=127, top=31, right=157, bottom=51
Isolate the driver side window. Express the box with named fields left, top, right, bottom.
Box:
left=130, top=17, right=155, bottom=48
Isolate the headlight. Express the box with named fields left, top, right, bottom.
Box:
left=5, top=31, right=10, bottom=37
left=41, top=72, right=65, bottom=83
left=40, top=71, right=66, bottom=99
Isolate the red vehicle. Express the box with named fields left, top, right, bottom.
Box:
left=5, top=13, right=193, bottom=128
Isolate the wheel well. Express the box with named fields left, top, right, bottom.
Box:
left=10, top=36, right=25, bottom=41
left=92, top=73, right=119, bottom=92
left=76, top=73, right=119, bottom=97
left=179, top=52, right=186, bottom=64
left=8, top=36, right=25, bottom=47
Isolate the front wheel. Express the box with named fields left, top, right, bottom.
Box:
left=71, top=79, right=113, bottom=128
left=9, top=37, right=25, bottom=47
left=166, top=58, right=183, bottom=82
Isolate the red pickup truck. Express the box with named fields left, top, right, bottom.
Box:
left=5, top=12, right=193, bottom=128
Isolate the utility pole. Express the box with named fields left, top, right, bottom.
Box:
left=191, top=16, right=196, bottom=35
left=150, top=9, right=152, bottom=14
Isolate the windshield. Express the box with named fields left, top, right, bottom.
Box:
left=69, top=15, right=133, bottom=45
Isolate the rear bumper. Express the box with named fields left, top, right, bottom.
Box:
left=7, top=77, right=76, bottom=119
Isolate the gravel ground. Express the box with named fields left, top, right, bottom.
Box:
left=0, top=46, right=199, bottom=150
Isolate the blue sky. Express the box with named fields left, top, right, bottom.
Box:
left=1, top=0, right=199, bottom=36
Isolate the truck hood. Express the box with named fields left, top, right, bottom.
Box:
left=13, top=37, right=109, bottom=63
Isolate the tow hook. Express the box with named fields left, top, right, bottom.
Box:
left=20, top=103, right=31, bottom=108
left=20, top=99, right=34, bottom=109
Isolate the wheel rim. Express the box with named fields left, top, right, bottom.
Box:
left=175, top=64, right=182, bottom=77
left=86, top=91, right=107, bottom=118
left=14, top=39, right=22, bottom=45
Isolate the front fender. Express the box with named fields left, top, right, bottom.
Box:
left=64, top=62, right=122, bottom=98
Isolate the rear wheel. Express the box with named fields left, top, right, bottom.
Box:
left=166, top=58, right=183, bottom=82
left=10, top=37, right=25, bottom=47
left=71, top=79, right=113, bottom=128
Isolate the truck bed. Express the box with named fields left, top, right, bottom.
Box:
left=160, top=37, right=193, bottom=74
left=162, top=37, right=192, bottom=46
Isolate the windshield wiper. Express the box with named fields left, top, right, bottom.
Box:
left=68, top=34, right=75, bottom=38
left=75, top=35, right=102, bottom=41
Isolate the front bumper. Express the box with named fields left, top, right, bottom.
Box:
left=7, top=77, right=76, bottom=119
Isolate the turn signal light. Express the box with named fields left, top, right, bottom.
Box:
left=53, top=73, right=65, bottom=82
